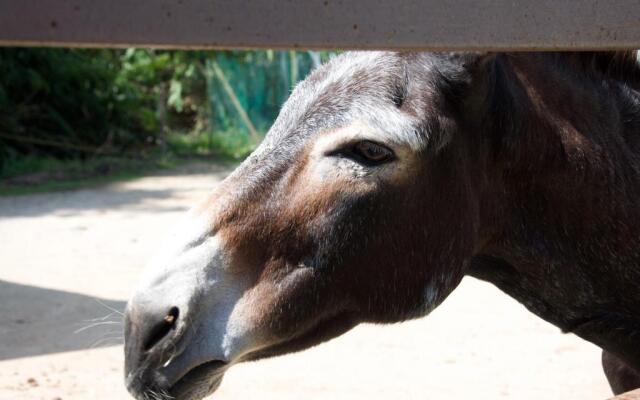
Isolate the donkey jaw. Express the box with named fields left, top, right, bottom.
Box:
left=164, top=360, right=228, bottom=400
left=123, top=219, right=258, bottom=400
left=125, top=359, right=228, bottom=400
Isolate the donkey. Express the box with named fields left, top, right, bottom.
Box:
left=124, top=51, right=640, bottom=399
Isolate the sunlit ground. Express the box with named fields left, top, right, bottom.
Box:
left=0, top=162, right=611, bottom=399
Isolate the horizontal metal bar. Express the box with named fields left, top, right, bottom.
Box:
left=0, top=0, right=639, bottom=50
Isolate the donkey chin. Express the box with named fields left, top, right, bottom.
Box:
left=123, top=230, right=250, bottom=400
left=123, top=225, right=359, bottom=400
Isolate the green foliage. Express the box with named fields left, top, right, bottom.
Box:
left=0, top=48, right=158, bottom=172
left=0, top=48, right=335, bottom=177
left=1, top=155, right=75, bottom=178
left=166, top=131, right=256, bottom=160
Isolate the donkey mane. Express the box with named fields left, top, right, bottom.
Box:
left=567, top=51, right=640, bottom=85
left=458, top=51, right=640, bottom=171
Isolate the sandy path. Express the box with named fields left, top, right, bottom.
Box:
left=0, top=163, right=612, bottom=399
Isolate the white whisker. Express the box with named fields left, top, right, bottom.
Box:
left=79, top=312, right=119, bottom=323
left=94, top=298, right=125, bottom=316
left=89, top=334, right=125, bottom=348
left=74, top=320, right=122, bottom=334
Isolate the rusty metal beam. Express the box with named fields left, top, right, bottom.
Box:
left=0, top=0, right=639, bottom=50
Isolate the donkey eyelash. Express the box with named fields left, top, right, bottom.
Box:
left=329, top=140, right=396, bottom=166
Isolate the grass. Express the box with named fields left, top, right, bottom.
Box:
left=166, top=130, right=257, bottom=160
left=0, top=130, right=259, bottom=196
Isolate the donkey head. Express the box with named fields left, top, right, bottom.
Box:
left=124, top=52, right=489, bottom=400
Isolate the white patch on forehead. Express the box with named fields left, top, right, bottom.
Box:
left=310, top=51, right=391, bottom=96
left=263, top=52, right=431, bottom=148
left=353, top=106, right=423, bottom=149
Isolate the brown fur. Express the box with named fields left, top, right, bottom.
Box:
left=125, top=51, right=640, bottom=399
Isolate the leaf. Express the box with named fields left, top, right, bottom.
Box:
left=168, top=80, right=183, bottom=112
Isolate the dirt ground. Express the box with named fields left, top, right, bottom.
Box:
left=0, top=162, right=613, bottom=400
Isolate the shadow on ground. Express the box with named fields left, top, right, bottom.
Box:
left=0, top=188, right=187, bottom=218
left=0, top=161, right=234, bottom=218
left=0, top=280, right=127, bottom=360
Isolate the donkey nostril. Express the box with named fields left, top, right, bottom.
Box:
left=143, top=307, right=179, bottom=352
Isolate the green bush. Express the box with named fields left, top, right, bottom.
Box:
left=0, top=48, right=335, bottom=176
left=0, top=49, right=157, bottom=163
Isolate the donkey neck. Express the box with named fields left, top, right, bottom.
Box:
left=469, top=53, right=640, bottom=371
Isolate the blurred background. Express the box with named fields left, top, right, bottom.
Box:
left=0, top=49, right=333, bottom=192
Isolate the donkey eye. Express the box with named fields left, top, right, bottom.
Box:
left=350, top=141, right=395, bottom=165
